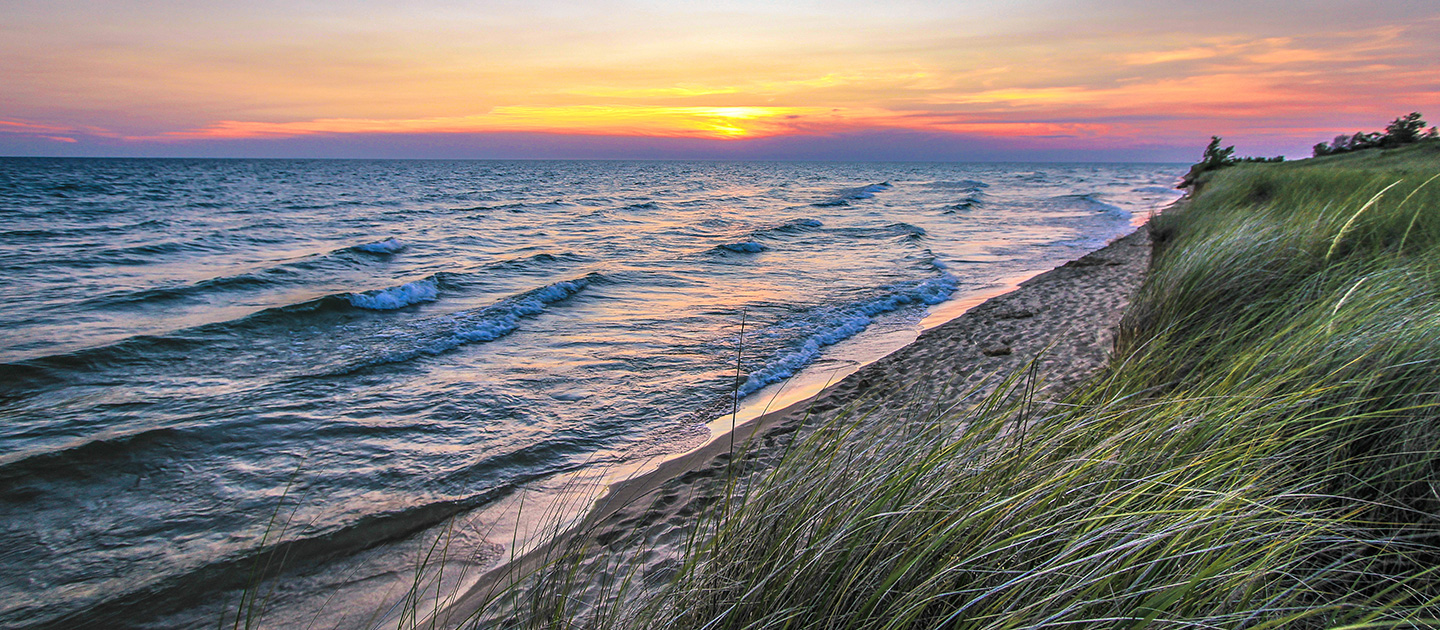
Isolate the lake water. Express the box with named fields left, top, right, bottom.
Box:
left=0, top=158, right=1182, bottom=628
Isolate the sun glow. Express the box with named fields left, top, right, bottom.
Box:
left=130, top=106, right=842, bottom=142
left=2, top=1, right=1438, bottom=158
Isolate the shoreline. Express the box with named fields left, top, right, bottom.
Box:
left=429, top=224, right=1155, bottom=628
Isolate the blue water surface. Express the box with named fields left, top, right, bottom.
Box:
left=0, top=158, right=1182, bottom=628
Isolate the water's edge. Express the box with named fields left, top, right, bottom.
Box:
left=428, top=224, right=1155, bottom=628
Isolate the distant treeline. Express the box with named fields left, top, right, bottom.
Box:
left=1313, top=112, right=1437, bottom=156
left=1181, top=137, right=1285, bottom=187
left=1183, top=112, right=1436, bottom=188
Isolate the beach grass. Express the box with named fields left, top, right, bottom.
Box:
left=478, top=140, right=1440, bottom=629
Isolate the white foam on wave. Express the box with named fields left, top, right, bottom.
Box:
left=346, top=276, right=594, bottom=372
left=355, top=238, right=407, bottom=254
left=736, top=273, right=958, bottom=397
left=453, top=279, right=588, bottom=343
left=347, top=279, right=438, bottom=310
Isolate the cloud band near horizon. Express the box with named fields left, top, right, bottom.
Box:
left=3, top=1, right=1437, bottom=160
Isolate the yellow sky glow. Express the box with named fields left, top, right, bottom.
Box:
left=2, top=2, right=1437, bottom=157
left=134, top=106, right=844, bottom=141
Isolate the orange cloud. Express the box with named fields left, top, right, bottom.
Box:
left=0, top=120, right=77, bottom=134
left=0, top=119, right=97, bottom=144
left=132, top=105, right=1136, bottom=144
left=137, top=107, right=842, bottom=141
left=3, top=5, right=1437, bottom=156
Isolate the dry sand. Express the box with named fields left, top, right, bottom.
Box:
left=432, top=225, right=1153, bottom=628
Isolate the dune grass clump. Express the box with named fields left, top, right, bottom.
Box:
left=499, top=140, right=1440, bottom=629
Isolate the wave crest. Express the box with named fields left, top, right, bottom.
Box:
left=346, top=279, right=439, bottom=310
left=814, top=182, right=891, bottom=207
left=323, top=274, right=600, bottom=375
left=453, top=278, right=589, bottom=343
left=737, top=273, right=958, bottom=397
left=718, top=242, right=767, bottom=254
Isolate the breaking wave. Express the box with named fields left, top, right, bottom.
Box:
left=346, top=279, right=438, bottom=310
left=323, top=274, right=600, bottom=375
left=736, top=272, right=959, bottom=397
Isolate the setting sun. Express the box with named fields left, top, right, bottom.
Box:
left=3, top=1, right=1436, bottom=159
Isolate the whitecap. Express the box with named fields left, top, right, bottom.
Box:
left=736, top=273, right=958, bottom=397
left=347, top=279, right=438, bottom=310
left=453, top=279, right=587, bottom=342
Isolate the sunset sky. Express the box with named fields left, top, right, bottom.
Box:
left=3, top=0, right=1437, bottom=161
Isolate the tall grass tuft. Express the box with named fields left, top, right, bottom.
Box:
left=490, top=140, right=1440, bottom=629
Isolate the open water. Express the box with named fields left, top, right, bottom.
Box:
left=0, top=158, right=1182, bottom=628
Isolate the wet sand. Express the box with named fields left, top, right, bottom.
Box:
left=432, top=225, right=1154, bottom=628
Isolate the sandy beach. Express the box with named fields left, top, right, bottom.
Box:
left=432, top=225, right=1154, bottom=627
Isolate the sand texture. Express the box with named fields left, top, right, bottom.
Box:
left=436, top=226, right=1153, bottom=627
